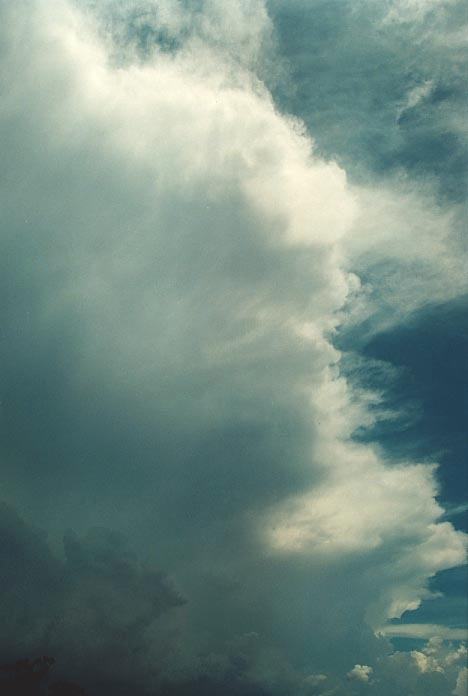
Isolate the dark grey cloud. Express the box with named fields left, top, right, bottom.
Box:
left=0, top=502, right=185, bottom=694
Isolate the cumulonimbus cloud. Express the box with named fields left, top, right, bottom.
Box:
left=0, top=1, right=466, bottom=694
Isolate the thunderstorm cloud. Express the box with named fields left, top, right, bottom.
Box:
left=0, top=1, right=466, bottom=694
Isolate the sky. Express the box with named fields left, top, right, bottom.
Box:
left=0, top=1, right=467, bottom=695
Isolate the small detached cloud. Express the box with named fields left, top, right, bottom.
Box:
left=347, top=665, right=373, bottom=683
left=396, top=80, right=434, bottom=121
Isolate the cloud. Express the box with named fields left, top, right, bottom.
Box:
left=0, top=1, right=466, bottom=695
left=0, top=502, right=184, bottom=692
left=297, top=640, right=467, bottom=695
left=378, top=624, right=468, bottom=641
left=453, top=667, right=468, bottom=696
left=341, top=184, right=468, bottom=337
left=270, top=0, right=468, bottom=200
left=373, top=639, right=467, bottom=696
left=383, top=0, right=460, bottom=24
left=347, top=664, right=373, bottom=682
left=396, top=81, right=434, bottom=121
left=293, top=639, right=468, bottom=696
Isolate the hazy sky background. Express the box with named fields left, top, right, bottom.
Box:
left=0, top=1, right=467, bottom=694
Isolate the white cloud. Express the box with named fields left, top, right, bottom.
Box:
left=453, top=667, right=468, bottom=696
left=397, top=80, right=434, bottom=120
left=265, top=455, right=442, bottom=556
left=347, top=664, right=373, bottom=682
left=383, top=0, right=459, bottom=24
left=368, top=641, right=467, bottom=696
left=411, top=649, right=444, bottom=673
left=341, top=183, right=468, bottom=336
left=445, top=644, right=467, bottom=666
left=378, top=624, right=468, bottom=641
